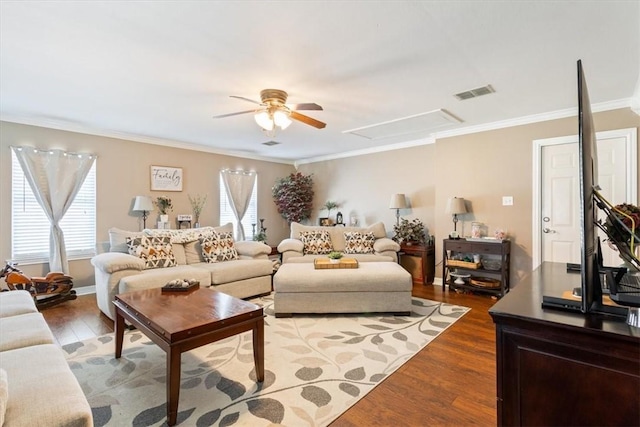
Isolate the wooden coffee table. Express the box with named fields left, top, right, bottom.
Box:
left=113, top=287, right=264, bottom=426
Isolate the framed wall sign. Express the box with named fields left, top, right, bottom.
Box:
left=150, top=165, right=183, bottom=191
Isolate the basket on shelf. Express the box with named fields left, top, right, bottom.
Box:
left=470, top=277, right=501, bottom=289
left=447, top=259, right=481, bottom=269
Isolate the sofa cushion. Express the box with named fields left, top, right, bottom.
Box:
left=109, top=227, right=145, bottom=253
left=192, top=259, right=274, bottom=285
left=126, top=235, right=177, bottom=269
left=344, top=231, right=375, bottom=254
left=200, top=231, right=239, bottom=262
left=0, top=368, right=7, bottom=427
left=118, top=265, right=212, bottom=293
left=299, top=230, right=333, bottom=254
left=2, top=344, right=93, bottom=427
left=0, top=312, right=55, bottom=351
left=0, top=290, right=37, bottom=318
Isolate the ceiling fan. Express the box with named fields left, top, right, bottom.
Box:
left=213, top=89, right=326, bottom=131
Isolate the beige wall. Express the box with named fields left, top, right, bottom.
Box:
left=301, top=108, right=639, bottom=287
left=0, top=121, right=295, bottom=287
left=1, top=108, right=638, bottom=290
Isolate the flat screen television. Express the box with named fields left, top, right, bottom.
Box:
left=541, top=60, right=628, bottom=318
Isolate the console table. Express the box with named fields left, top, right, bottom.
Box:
left=489, top=262, right=640, bottom=426
left=399, top=243, right=435, bottom=285
left=443, top=238, right=510, bottom=297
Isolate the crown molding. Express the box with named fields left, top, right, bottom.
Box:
left=2, top=97, right=633, bottom=166
left=0, top=114, right=295, bottom=165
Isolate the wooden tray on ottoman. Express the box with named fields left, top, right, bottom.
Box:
left=314, top=258, right=359, bottom=269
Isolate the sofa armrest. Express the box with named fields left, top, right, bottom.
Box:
left=277, top=238, right=304, bottom=254
left=373, top=237, right=400, bottom=253
left=91, top=252, right=144, bottom=274
left=235, top=241, right=271, bottom=258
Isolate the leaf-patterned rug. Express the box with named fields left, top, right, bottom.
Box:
left=63, top=295, right=468, bottom=426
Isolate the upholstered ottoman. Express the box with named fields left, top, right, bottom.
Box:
left=273, top=262, right=412, bottom=317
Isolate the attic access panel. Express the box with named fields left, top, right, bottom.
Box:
left=343, top=109, right=462, bottom=140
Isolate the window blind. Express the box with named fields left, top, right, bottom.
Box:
left=11, top=150, right=97, bottom=264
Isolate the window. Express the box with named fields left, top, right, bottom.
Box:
left=11, top=150, right=97, bottom=263
left=219, top=172, right=258, bottom=239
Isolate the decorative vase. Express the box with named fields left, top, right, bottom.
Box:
left=330, top=259, right=340, bottom=264
left=160, top=214, right=169, bottom=223
left=194, top=223, right=200, bottom=229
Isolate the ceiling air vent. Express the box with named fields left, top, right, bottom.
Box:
left=454, top=85, right=495, bottom=101
left=262, top=141, right=280, bottom=146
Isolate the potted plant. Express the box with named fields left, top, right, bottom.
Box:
left=155, top=196, right=173, bottom=223
left=393, top=218, right=426, bottom=245
left=188, top=194, right=207, bottom=227
left=327, top=251, right=343, bottom=263
left=323, top=200, right=339, bottom=223
left=272, top=172, right=314, bottom=224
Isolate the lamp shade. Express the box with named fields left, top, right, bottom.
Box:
left=133, top=196, right=154, bottom=212
left=446, top=197, right=467, bottom=215
left=389, top=193, right=408, bottom=209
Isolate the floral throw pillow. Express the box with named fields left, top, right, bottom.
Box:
left=299, top=230, right=333, bottom=254
left=344, top=231, right=375, bottom=254
left=199, top=231, right=239, bottom=263
left=126, top=235, right=177, bottom=269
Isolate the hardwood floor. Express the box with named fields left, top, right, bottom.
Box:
left=41, top=283, right=498, bottom=426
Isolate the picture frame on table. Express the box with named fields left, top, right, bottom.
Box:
left=319, top=217, right=331, bottom=226
left=150, top=165, right=182, bottom=192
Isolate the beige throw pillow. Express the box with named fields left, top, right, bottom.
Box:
left=344, top=231, right=375, bottom=254
left=126, top=235, right=177, bottom=269
left=299, top=230, right=333, bottom=254
left=200, top=231, right=239, bottom=262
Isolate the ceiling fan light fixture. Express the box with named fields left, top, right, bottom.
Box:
left=254, top=110, right=274, bottom=131
left=273, top=109, right=292, bottom=129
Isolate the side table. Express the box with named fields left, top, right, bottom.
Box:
left=399, top=243, right=435, bottom=285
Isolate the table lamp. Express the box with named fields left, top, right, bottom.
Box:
left=133, top=196, right=154, bottom=229
left=446, top=197, right=467, bottom=237
left=389, top=193, right=408, bottom=225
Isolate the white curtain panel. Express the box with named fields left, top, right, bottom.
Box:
left=12, top=147, right=95, bottom=273
left=220, top=169, right=256, bottom=241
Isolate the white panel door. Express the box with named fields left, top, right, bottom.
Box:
left=541, top=134, right=630, bottom=265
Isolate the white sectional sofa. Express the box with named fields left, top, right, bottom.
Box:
left=91, top=224, right=274, bottom=320
left=277, top=221, right=400, bottom=263
left=0, top=290, right=93, bottom=427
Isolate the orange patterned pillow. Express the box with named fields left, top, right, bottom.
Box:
left=299, top=230, right=333, bottom=254
left=199, top=231, right=239, bottom=262
left=344, top=231, right=375, bottom=254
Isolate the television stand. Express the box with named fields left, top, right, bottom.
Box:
left=489, top=262, right=639, bottom=426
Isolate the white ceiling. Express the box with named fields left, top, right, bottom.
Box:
left=1, top=1, right=639, bottom=164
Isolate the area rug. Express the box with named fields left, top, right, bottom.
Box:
left=63, top=295, right=468, bottom=426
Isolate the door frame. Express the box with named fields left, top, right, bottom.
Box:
left=532, top=128, right=637, bottom=269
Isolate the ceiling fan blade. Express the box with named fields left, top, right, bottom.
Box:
left=290, top=111, right=326, bottom=129
left=212, top=109, right=255, bottom=119
left=230, top=95, right=261, bottom=105
left=288, top=103, right=323, bottom=111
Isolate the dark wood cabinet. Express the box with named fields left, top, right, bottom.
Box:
left=489, top=262, right=640, bottom=426
left=399, top=244, right=435, bottom=285
left=442, top=238, right=510, bottom=297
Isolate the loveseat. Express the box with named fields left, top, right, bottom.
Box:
left=91, top=224, right=273, bottom=321
left=277, top=221, right=400, bottom=263
left=0, top=290, right=93, bottom=426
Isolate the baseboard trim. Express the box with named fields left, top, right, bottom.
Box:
left=75, top=285, right=96, bottom=296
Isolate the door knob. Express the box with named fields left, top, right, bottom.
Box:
left=542, top=227, right=556, bottom=234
